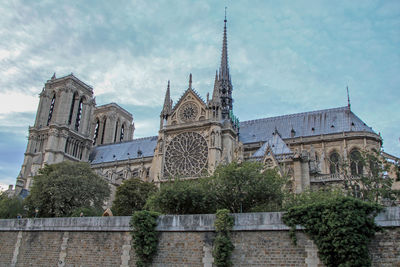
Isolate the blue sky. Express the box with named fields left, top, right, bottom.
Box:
left=0, top=0, right=399, bottom=190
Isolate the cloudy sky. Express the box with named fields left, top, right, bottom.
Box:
left=0, top=0, right=399, bottom=190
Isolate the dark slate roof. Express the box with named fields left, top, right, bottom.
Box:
left=239, top=106, right=376, bottom=144
left=251, top=134, right=292, bottom=158
left=89, top=136, right=158, bottom=164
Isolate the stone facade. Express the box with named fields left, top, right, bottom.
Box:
left=15, top=17, right=397, bottom=201
left=0, top=208, right=399, bottom=266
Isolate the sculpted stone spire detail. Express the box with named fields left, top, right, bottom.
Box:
left=217, top=13, right=233, bottom=119
left=161, top=80, right=172, bottom=117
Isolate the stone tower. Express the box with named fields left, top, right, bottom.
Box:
left=16, top=74, right=96, bottom=193
left=150, top=17, right=241, bottom=182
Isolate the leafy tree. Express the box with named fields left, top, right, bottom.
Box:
left=70, top=206, right=103, bottom=217
left=146, top=178, right=216, bottom=214
left=25, top=162, right=110, bottom=217
left=213, top=209, right=234, bottom=267
left=112, top=178, right=157, bottom=216
left=0, top=192, right=26, bottom=218
left=210, top=161, right=287, bottom=213
left=342, top=149, right=399, bottom=205
left=147, top=161, right=286, bottom=214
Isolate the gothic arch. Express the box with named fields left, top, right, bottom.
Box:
left=47, top=92, right=56, bottom=126
left=349, top=149, right=363, bottom=176
left=68, top=92, right=78, bottom=125
left=120, top=123, right=125, bottom=142
left=328, top=150, right=340, bottom=174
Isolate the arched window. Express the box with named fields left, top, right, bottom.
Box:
left=68, top=92, right=78, bottom=125
left=120, top=124, right=125, bottom=142
left=350, top=150, right=363, bottom=176
left=47, top=94, right=56, bottom=126
left=114, top=121, right=119, bottom=143
left=75, top=98, right=83, bottom=131
left=93, top=119, right=100, bottom=145
left=101, top=118, right=107, bottom=145
left=329, top=152, right=340, bottom=174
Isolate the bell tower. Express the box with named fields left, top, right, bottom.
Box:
left=16, top=73, right=96, bottom=193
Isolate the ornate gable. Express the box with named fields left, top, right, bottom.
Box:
left=170, top=88, right=207, bottom=125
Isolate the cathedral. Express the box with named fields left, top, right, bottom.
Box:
left=15, top=18, right=384, bottom=204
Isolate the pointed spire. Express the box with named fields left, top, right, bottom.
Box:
left=212, top=70, right=220, bottom=103
left=188, top=73, right=192, bottom=89
left=51, top=72, right=56, bottom=80
left=347, top=85, right=351, bottom=110
left=220, top=7, right=229, bottom=80
left=161, top=81, right=171, bottom=116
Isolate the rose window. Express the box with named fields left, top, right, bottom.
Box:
left=179, top=102, right=198, bottom=122
left=164, top=132, right=208, bottom=178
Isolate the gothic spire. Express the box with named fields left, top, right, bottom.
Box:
left=188, top=73, right=192, bottom=89
left=219, top=8, right=230, bottom=81
left=347, top=85, right=351, bottom=110
left=161, top=80, right=171, bottom=116
left=216, top=9, right=233, bottom=120
left=212, top=70, right=220, bottom=103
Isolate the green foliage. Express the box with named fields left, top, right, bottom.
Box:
left=25, top=162, right=110, bottom=217
left=283, top=195, right=382, bottom=267
left=213, top=209, right=234, bottom=267
left=148, top=161, right=286, bottom=214
left=0, top=193, right=26, bottom=219
left=343, top=149, right=399, bottom=205
left=70, top=206, right=103, bottom=217
left=130, top=210, right=160, bottom=267
left=112, top=178, right=157, bottom=216
left=146, top=178, right=217, bottom=214
left=211, top=161, right=286, bottom=213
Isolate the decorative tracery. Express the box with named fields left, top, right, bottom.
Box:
left=179, top=102, right=199, bottom=122
left=164, top=132, right=208, bottom=178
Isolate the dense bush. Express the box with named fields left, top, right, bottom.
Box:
left=0, top=192, right=25, bottom=218
left=283, top=195, right=382, bottom=267
left=112, top=178, right=157, bottom=216
left=213, top=209, right=235, bottom=267
left=146, top=178, right=216, bottom=214
left=147, top=161, right=286, bottom=214
left=130, top=210, right=160, bottom=267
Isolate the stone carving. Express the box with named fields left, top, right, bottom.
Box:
left=164, top=132, right=208, bottom=178
left=179, top=102, right=198, bottom=122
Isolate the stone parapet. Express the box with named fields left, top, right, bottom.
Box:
left=0, top=207, right=398, bottom=232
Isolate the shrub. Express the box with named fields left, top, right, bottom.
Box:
left=283, top=195, right=382, bottom=267
left=130, top=210, right=160, bottom=267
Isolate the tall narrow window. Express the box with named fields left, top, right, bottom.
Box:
left=75, top=98, right=83, bottom=131
left=93, top=119, right=100, bottom=145
left=350, top=150, right=363, bottom=176
left=68, top=92, right=77, bottom=125
left=120, top=124, right=125, bottom=142
left=114, top=121, right=119, bottom=143
left=329, top=152, right=340, bottom=174
left=47, top=94, right=56, bottom=126
left=101, top=118, right=107, bottom=145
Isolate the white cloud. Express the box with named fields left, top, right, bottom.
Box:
left=0, top=91, right=38, bottom=114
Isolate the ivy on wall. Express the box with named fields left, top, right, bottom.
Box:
left=130, top=210, right=160, bottom=267
left=282, top=196, right=382, bottom=267
left=213, top=209, right=235, bottom=267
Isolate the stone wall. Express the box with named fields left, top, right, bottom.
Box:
left=0, top=207, right=399, bottom=267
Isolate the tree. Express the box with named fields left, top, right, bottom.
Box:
left=25, top=162, right=110, bottom=217
left=210, top=161, right=287, bottom=213
left=112, top=178, right=157, bottom=216
left=342, top=149, right=399, bottom=205
left=147, top=161, right=287, bottom=214
left=146, top=178, right=216, bottom=214
left=0, top=192, right=26, bottom=219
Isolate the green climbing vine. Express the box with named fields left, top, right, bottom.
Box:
left=130, top=210, right=160, bottom=267
left=282, top=196, right=382, bottom=267
left=213, top=209, right=235, bottom=267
